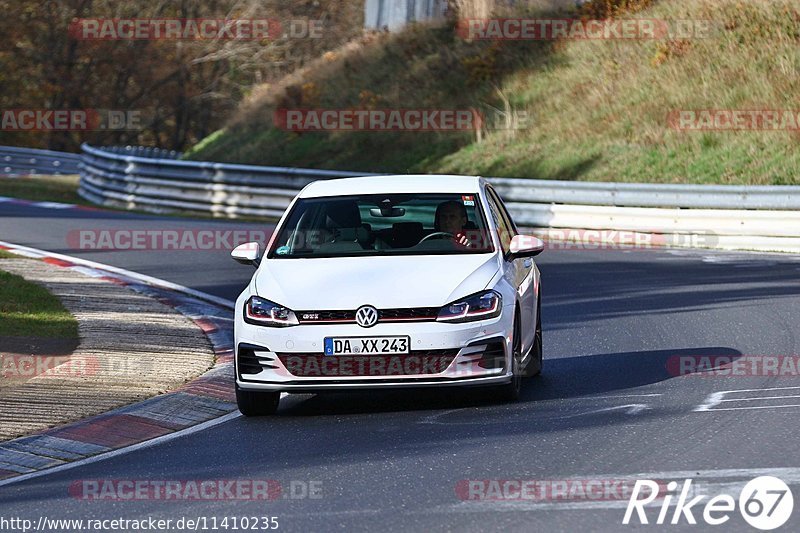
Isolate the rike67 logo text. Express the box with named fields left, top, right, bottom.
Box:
left=624, top=476, right=793, bottom=530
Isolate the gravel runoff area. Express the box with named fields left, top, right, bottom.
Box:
left=0, top=259, right=215, bottom=441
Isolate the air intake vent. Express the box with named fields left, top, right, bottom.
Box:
left=237, top=344, right=277, bottom=377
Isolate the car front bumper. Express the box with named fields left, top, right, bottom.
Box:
left=235, top=305, right=514, bottom=393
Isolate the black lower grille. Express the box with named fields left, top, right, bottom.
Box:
left=237, top=344, right=279, bottom=377
left=476, top=341, right=506, bottom=370
left=276, top=349, right=458, bottom=377
left=237, top=346, right=263, bottom=375
left=459, top=338, right=506, bottom=370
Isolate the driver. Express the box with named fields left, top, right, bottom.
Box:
left=434, top=200, right=472, bottom=247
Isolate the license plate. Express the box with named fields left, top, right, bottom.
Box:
left=324, top=336, right=410, bottom=356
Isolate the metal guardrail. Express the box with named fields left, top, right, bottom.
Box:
left=3, top=143, right=800, bottom=251
left=77, top=142, right=800, bottom=211
left=491, top=178, right=800, bottom=210
left=0, top=146, right=81, bottom=176
left=78, top=143, right=375, bottom=218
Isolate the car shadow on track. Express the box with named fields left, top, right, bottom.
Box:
left=275, top=347, right=741, bottom=416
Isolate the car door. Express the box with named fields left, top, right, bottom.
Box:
left=485, top=186, right=536, bottom=356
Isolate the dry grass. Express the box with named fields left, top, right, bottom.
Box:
left=188, top=0, right=800, bottom=184
left=434, top=0, right=800, bottom=184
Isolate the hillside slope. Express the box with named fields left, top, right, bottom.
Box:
left=187, top=0, right=800, bottom=185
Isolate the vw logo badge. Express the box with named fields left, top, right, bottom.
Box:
left=355, top=305, right=379, bottom=328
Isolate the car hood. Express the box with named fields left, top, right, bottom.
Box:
left=255, top=254, right=499, bottom=310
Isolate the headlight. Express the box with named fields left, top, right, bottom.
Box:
left=437, top=290, right=502, bottom=323
left=244, top=296, right=299, bottom=327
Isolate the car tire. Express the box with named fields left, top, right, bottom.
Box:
left=523, top=298, right=543, bottom=377
left=495, top=316, right=523, bottom=402
left=236, top=384, right=280, bottom=416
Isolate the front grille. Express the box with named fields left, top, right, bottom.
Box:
left=297, top=310, right=356, bottom=323
left=379, top=307, right=439, bottom=321
left=296, top=307, right=439, bottom=324
left=277, top=349, right=458, bottom=377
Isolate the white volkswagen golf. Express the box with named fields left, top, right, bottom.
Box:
left=231, top=175, right=544, bottom=415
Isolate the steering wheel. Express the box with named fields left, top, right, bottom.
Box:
left=418, top=231, right=454, bottom=244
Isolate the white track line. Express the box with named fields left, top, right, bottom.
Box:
left=701, top=404, right=800, bottom=412
left=695, top=386, right=800, bottom=412
left=719, top=395, right=800, bottom=402
left=0, top=240, right=235, bottom=309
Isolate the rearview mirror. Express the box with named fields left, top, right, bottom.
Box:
left=508, top=235, right=544, bottom=259
left=231, top=242, right=261, bottom=267
left=369, top=207, right=406, bottom=217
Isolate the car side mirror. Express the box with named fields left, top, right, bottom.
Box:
left=231, top=242, right=262, bottom=267
left=508, top=235, right=544, bottom=259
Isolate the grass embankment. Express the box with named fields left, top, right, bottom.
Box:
left=0, top=253, right=79, bottom=338
left=0, top=175, right=83, bottom=204
left=186, top=0, right=800, bottom=185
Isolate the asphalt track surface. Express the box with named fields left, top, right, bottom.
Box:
left=2, top=201, right=800, bottom=531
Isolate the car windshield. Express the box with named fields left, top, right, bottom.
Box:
left=268, top=193, right=495, bottom=258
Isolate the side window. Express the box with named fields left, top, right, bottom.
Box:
left=488, top=187, right=518, bottom=235
left=485, top=189, right=513, bottom=255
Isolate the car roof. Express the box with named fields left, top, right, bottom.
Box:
left=298, top=175, right=485, bottom=198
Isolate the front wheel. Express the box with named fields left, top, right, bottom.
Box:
left=495, top=318, right=523, bottom=402
left=523, top=301, right=543, bottom=377
left=236, top=384, right=280, bottom=416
